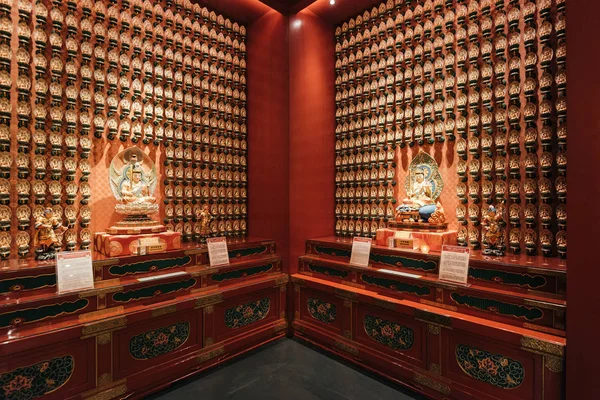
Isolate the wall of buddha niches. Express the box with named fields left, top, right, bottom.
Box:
left=0, top=0, right=248, bottom=259
left=334, top=0, right=567, bottom=258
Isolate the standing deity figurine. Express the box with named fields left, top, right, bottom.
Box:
left=198, top=205, right=213, bottom=243
left=34, top=208, right=67, bottom=260
left=482, top=205, right=506, bottom=257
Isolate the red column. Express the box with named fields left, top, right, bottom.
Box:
left=289, top=10, right=336, bottom=272
left=567, top=0, right=600, bottom=397
left=247, top=11, right=291, bottom=268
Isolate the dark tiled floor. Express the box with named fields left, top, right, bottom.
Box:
left=149, top=338, right=424, bottom=400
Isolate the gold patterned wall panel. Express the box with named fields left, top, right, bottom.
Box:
left=334, top=0, right=566, bottom=258
left=2, top=0, right=248, bottom=259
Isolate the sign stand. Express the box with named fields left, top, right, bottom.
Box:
left=349, top=237, right=372, bottom=268
left=207, top=237, right=230, bottom=267
left=438, top=245, right=471, bottom=286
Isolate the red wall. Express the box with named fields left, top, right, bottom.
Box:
left=247, top=11, right=291, bottom=267
left=244, top=2, right=596, bottom=394
left=566, top=1, right=600, bottom=397
left=288, top=10, right=336, bottom=271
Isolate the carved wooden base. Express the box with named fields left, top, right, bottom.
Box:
left=0, top=238, right=286, bottom=400
left=291, top=273, right=565, bottom=400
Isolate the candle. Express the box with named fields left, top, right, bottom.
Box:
left=420, top=244, right=430, bottom=254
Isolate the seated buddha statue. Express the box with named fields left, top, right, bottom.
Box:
left=110, top=148, right=159, bottom=217
left=120, top=165, right=156, bottom=205
left=397, top=168, right=439, bottom=222
left=395, top=152, right=446, bottom=225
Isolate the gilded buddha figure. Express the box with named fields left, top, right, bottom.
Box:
left=400, top=167, right=436, bottom=209
left=108, top=147, right=163, bottom=234
left=395, top=151, right=445, bottom=226
left=34, top=208, right=67, bottom=260
left=481, top=205, right=506, bottom=256
left=120, top=164, right=156, bottom=205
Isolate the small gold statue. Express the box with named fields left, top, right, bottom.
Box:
left=482, top=205, right=506, bottom=256
left=198, top=205, right=213, bottom=243
left=34, top=208, right=67, bottom=260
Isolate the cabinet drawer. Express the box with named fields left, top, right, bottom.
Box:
left=297, top=287, right=348, bottom=337
left=113, top=310, right=201, bottom=379
left=442, top=330, right=541, bottom=400
left=0, top=337, right=95, bottom=400
left=354, top=303, right=427, bottom=370
left=209, top=288, right=280, bottom=344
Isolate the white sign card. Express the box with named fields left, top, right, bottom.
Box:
left=349, top=237, right=372, bottom=268
left=207, top=237, right=230, bottom=267
left=438, top=245, right=471, bottom=285
left=56, top=250, right=94, bottom=294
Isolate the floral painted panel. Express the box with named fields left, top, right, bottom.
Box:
left=225, top=298, right=270, bottom=329
left=456, top=344, right=525, bottom=389
left=364, top=315, right=414, bottom=350
left=129, top=322, right=190, bottom=360
left=0, top=355, right=74, bottom=399
left=307, top=298, right=337, bottom=324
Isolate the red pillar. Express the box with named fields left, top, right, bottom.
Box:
left=566, top=0, right=600, bottom=397
left=247, top=11, right=291, bottom=268
left=288, top=10, right=336, bottom=272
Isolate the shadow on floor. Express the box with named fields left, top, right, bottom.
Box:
left=147, top=338, right=426, bottom=400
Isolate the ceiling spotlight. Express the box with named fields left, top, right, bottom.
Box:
left=330, top=0, right=335, bottom=5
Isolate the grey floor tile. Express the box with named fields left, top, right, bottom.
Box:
left=148, top=338, right=424, bottom=400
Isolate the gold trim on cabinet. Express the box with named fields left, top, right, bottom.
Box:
left=151, top=305, right=177, bottom=318
left=274, top=321, right=288, bottom=333
left=334, top=288, right=358, bottom=300
left=97, top=373, right=112, bottom=387
left=373, top=299, right=397, bottom=311
left=197, top=346, right=225, bottom=364
left=195, top=293, right=224, bottom=308
left=82, top=379, right=127, bottom=400
left=523, top=299, right=566, bottom=312
left=334, top=341, right=359, bottom=356
left=414, top=310, right=452, bottom=327
left=292, top=321, right=305, bottom=333
left=341, top=281, right=366, bottom=289
left=274, top=275, right=289, bottom=286
left=545, top=356, right=564, bottom=373
left=414, top=373, right=451, bottom=395
left=82, top=317, right=127, bottom=337
left=419, top=299, right=458, bottom=312
left=428, top=324, right=441, bottom=335
left=291, top=277, right=306, bottom=286
left=79, top=306, right=125, bottom=322
left=429, top=363, right=441, bottom=375
left=97, top=333, right=112, bottom=345
left=521, top=336, right=565, bottom=357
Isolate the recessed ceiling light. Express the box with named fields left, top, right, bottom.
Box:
left=330, top=0, right=335, bottom=5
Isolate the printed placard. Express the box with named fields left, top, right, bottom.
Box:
left=349, top=237, right=372, bottom=268
left=439, top=245, right=471, bottom=285
left=56, top=251, right=94, bottom=294
left=207, top=237, right=230, bottom=267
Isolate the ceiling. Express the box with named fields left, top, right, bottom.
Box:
left=196, top=0, right=386, bottom=26
left=306, top=0, right=387, bottom=25
left=258, top=0, right=318, bottom=14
